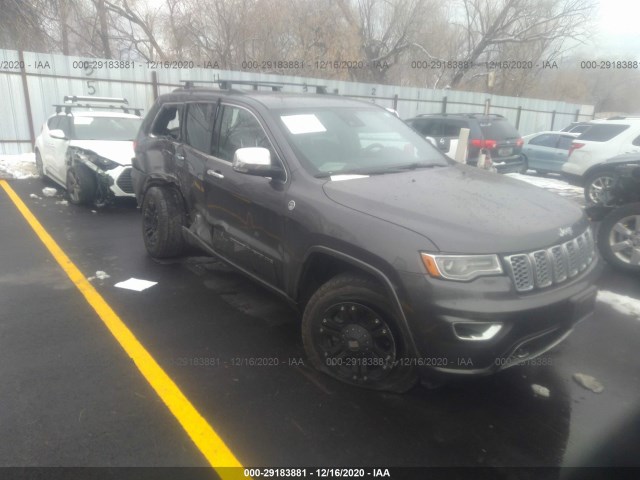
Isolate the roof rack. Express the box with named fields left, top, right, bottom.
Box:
left=180, top=79, right=328, bottom=94
left=63, top=95, right=128, bottom=105
left=54, top=96, right=143, bottom=116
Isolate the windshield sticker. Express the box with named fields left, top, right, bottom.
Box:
left=281, top=114, right=327, bottom=135
left=73, top=117, right=94, bottom=125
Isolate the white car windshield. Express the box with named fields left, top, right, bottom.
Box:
left=274, top=107, right=450, bottom=177
left=72, top=116, right=142, bottom=141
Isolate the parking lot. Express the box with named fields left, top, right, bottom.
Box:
left=0, top=172, right=638, bottom=477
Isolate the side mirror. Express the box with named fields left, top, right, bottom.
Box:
left=49, top=129, right=67, bottom=140
left=232, top=147, right=284, bottom=179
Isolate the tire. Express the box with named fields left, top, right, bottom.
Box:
left=584, top=171, right=615, bottom=206
left=66, top=165, right=96, bottom=205
left=597, top=202, right=640, bottom=273
left=141, top=186, right=186, bottom=258
left=35, top=150, right=45, bottom=179
left=302, top=273, right=418, bottom=393
left=519, top=155, right=529, bottom=174
left=536, top=170, right=549, bottom=176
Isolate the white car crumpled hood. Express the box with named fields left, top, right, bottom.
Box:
left=69, top=140, right=134, bottom=166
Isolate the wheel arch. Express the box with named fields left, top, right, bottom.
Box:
left=295, top=246, right=419, bottom=357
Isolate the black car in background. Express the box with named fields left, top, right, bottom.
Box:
left=405, top=113, right=525, bottom=173
left=132, top=84, right=599, bottom=392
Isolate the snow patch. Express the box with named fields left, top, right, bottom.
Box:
left=597, top=290, right=640, bottom=319
left=55, top=200, right=69, bottom=206
left=42, top=187, right=58, bottom=197
left=531, top=384, right=550, bottom=398
left=505, top=173, right=583, bottom=196
left=0, top=153, right=38, bottom=179
left=87, top=270, right=110, bottom=281
left=573, top=373, right=604, bottom=393
left=29, top=193, right=41, bottom=199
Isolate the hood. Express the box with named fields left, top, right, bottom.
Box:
left=322, top=165, right=588, bottom=254
left=69, top=140, right=134, bottom=166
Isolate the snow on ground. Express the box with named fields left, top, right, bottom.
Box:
left=505, top=172, right=584, bottom=198
left=0, top=153, right=38, bottom=179
left=597, top=290, right=640, bottom=320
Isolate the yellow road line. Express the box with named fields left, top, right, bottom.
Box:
left=1, top=180, right=247, bottom=479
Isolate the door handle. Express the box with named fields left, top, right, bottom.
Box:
left=207, top=169, right=225, bottom=179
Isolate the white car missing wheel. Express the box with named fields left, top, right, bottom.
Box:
left=34, top=96, right=142, bottom=206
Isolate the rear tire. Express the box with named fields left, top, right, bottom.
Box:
left=302, top=273, right=418, bottom=393
left=597, top=202, right=640, bottom=273
left=141, top=186, right=186, bottom=258
left=584, top=171, right=615, bottom=206
left=519, top=155, right=529, bottom=174
left=66, top=165, right=96, bottom=205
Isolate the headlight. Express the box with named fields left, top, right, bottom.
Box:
left=74, top=151, right=119, bottom=170
left=421, top=253, right=503, bottom=281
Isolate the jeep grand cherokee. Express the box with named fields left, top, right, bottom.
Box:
left=132, top=84, right=600, bottom=392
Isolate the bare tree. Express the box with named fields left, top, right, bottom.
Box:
left=434, top=0, right=597, bottom=88
left=336, top=0, right=431, bottom=83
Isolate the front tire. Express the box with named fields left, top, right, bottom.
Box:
left=66, top=165, right=96, bottom=205
left=35, top=150, right=45, bottom=179
left=585, top=171, right=615, bottom=206
left=597, top=203, right=640, bottom=273
left=141, top=186, right=186, bottom=258
left=302, top=273, right=418, bottom=393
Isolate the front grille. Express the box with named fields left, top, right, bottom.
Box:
left=116, top=167, right=134, bottom=193
left=505, top=228, right=595, bottom=292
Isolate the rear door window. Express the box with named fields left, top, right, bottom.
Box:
left=184, top=103, right=216, bottom=154
left=529, top=133, right=558, bottom=148
left=578, top=124, right=629, bottom=142
left=442, top=120, right=468, bottom=137
left=557, top=135, right=576, bottom=150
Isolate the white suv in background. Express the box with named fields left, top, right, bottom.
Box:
left=561, top=117, right=640, bottom=204
left=34, top=96, right=142, bottom=207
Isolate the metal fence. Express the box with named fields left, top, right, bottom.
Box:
left=0, top=49, right=595, bottom=154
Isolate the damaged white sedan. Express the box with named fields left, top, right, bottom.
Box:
left=34, top=96, right=142, bottom=206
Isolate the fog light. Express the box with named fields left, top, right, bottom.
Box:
left=453, top=323, right=502, bottom=341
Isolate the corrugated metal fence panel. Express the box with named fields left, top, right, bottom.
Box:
left=0, top=48, right=595, bottom=153
left=0, top=50, right=31, bottom=154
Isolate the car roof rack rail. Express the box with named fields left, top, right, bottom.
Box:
left=606, top=115, right=640, bottom=120
left=63, top=95, right=129, bottom=105
left=180, top=79, right=328, bottom=94
left=54, top=98, right=143, bottom=116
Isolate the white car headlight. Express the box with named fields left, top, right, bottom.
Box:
left=421, top=253, right=503, bottom=281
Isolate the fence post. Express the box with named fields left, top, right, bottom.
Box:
left=484, top=98, right=490, bottom=115
left=393, top=94, right=398, bottom=111
left=151, top=71, right=159, bottom=100
left=441, top=96, right=447, bottom=113
left=515, top=106, right=522, bottom=130
left=550, top=110, right=556, bottom=130
left=575, top=108, right=580, bottom=121
left=18, top=51, right=36, bottom=148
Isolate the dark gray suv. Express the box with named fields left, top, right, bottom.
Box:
left=405, top=113, right=525, bottom=173
left=132, top=84, right=600, bottom=392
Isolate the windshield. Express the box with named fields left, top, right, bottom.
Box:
left=273, top=107, right=450, bottom=176
left=72, top=116, right=142, bottom=141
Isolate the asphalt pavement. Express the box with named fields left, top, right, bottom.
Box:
left=0, top=178, right=638, bottom=476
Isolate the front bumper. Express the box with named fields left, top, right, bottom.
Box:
left=105, top=166, right=135, bottom=198
left=397, top=256, right=601, bottom=377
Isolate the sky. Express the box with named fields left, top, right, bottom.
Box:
left=582, top=0, right=640, bottom=58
